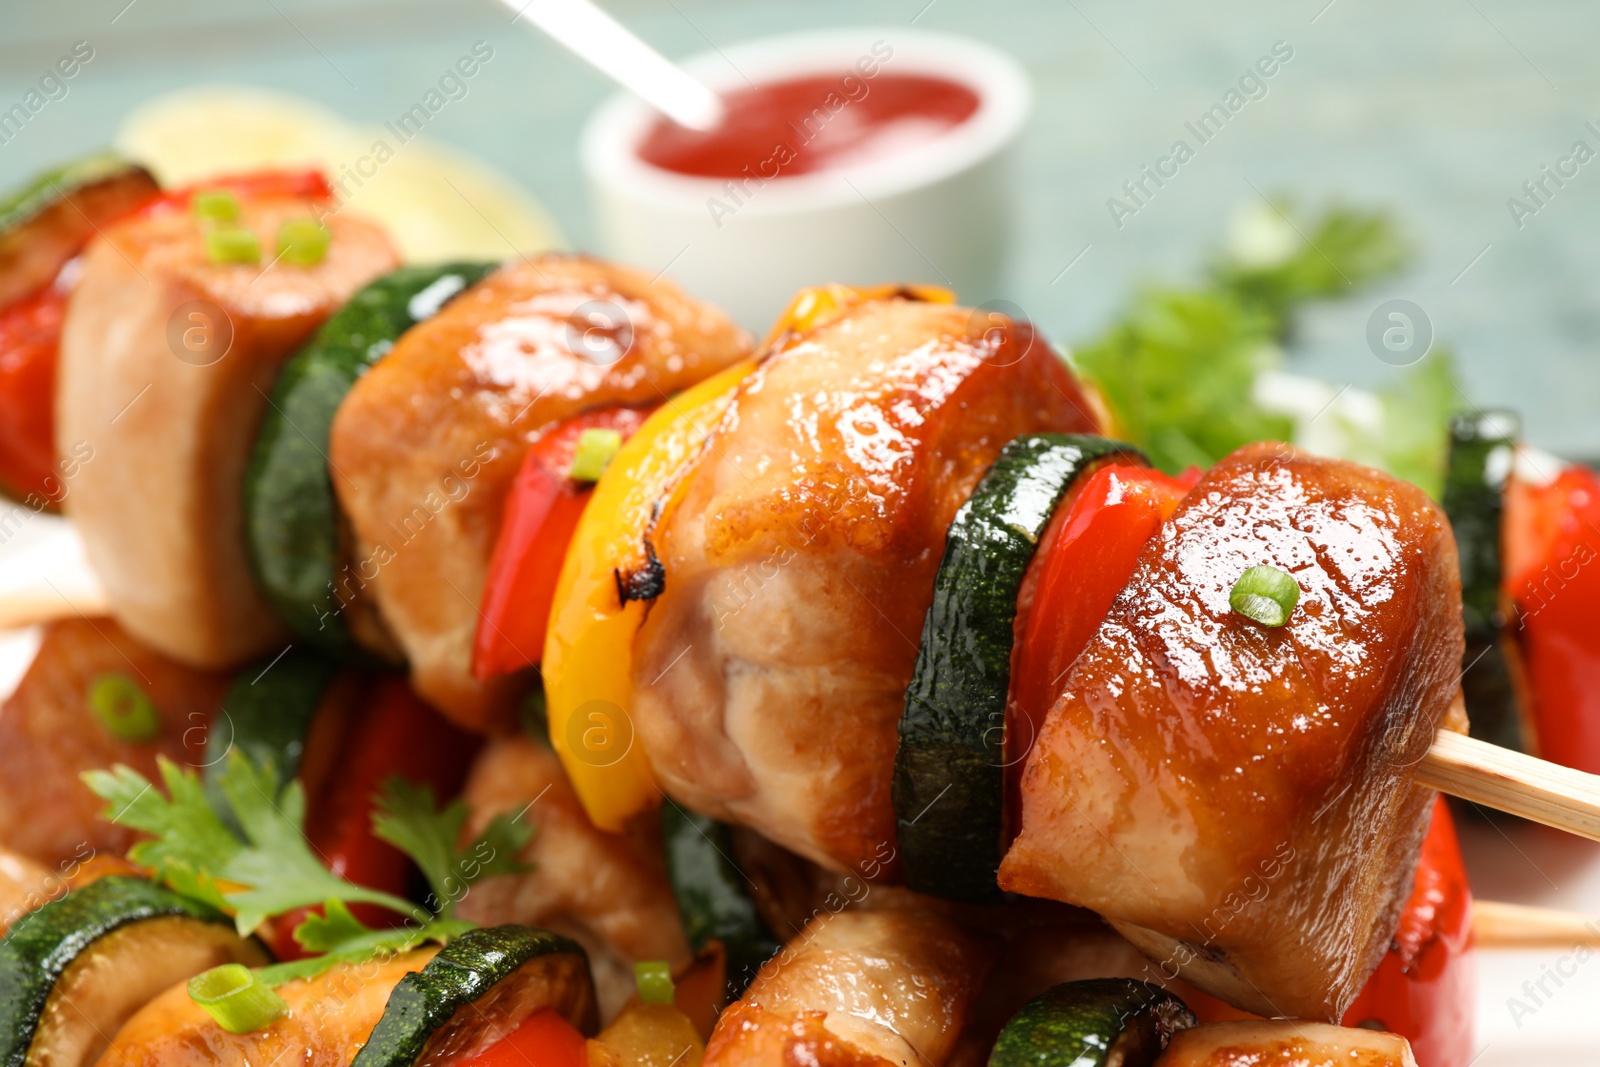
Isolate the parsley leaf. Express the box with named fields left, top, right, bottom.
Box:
left=1074, top=199, right=1415, bottom=477
left=80, top=759, right=239, bottom=911
left=83, top=751, right=424, bottom=935
left=372, top=777, right=531, bottom=917
left=1209, top=199, right=1410, bottom=329
left=1075, top=287, right=1291, bottom=473
left=84, top=735, right=530, bottom=987
left=256, top=900, right=473, bottom=986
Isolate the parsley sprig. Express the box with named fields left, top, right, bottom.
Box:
left=372, top=778, right=530, bottom=914
left=1074, top=197, right=1459, bottom=496
left=82, top=750, right=530, bottom=984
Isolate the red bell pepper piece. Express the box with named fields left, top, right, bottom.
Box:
left=1504, top=464, right=1600, bottom=773
left=473, top=405, right=653, bottom=681
left=267, top=675, right=480, bottom=960
left=143, top=168, right=335, bottom=216
left=1342, top=797, right=1475, bottom=1067
left=452, top=1008, right=588, bottom=1067
left=0, top=168, right=326, bottom=505
left=0, top=283, right=67, bottom=502
left=1007, top=462, right=1199, bottom=826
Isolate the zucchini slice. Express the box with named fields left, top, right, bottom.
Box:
left=0, top=153, right=159, bottom=309
left=0, top=875, right=265, bottom=1067
left=352, top=925, right=597, bottom=1067
left=244, top=262, right=495, bottom=651
left=661, top=803, right=780, bottom=999
left=1441, top=411, right=1527, bottom=752
left=202, top=646, right=341, bottom=819
left=894, top=433, right=1143, bottom=901
left=989, top=979, right=1195, bottom=1067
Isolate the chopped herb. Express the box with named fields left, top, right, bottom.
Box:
left=276, top=219, right=330, bottom=267
left=82, top=749, right=523, bottom=985
left=206, top=227, right=260, bottom=265
left=259, top=898, right=473, bottom=986
left=83, top=751, right=419, bottom=931
left=1073, top=200, right=1413, bottom=477
left=192, top=190, right=240, bottom=223
left=372, top=778, right=531, bottom=917
left=634, top=960, right=675, bottom=1005
left=570, top=428, right=623, bottom=482
left=188, top=963, right=288, bottom=1033
left=1230, top=565, right=1301, bottom=627
left=87, top=673, right=161, bottom=741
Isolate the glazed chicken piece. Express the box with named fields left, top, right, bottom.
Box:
left=454, top=735, right=692, bottom=1020
left=1156, top=1021, right=1417, bottom=1066
left=328, top=255, right=751, bottom=731
left=631, top=295, right=1100, bottom=874
left=99, top=947, right=435, bottom=1067
left=58, top=194, right=397, bottom=667
left=0, top=617, right=228, bottom=866
left=1000, top=444, right=1465, bottom=1022
left=703, top=905, right=993, bottom=1067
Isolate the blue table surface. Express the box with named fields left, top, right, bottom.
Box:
left=2, top=0, right=1596, bottom=455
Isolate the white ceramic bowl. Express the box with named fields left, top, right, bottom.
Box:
left=581, top=28, right=1032, bottom=331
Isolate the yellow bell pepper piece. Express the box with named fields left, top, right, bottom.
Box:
left=588, top=1002, right=705, bottom=1067
left=543, top=360, right=757, bottom=831
left=761, top=282, right=954, bottom=350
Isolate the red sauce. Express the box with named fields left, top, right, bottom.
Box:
left=638, top=72, right=980, bottom=179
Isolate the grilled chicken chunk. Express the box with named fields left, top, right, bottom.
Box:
left=0, top=617, right=227, bottom=866
left=328, top=256, right=751, bottom=731
left=58, top=196, right=397, bottom=667
left=453, top=736, right=692, bottom=1020
left=99, top=947, right=436, bottom=1067
left=1156, top=1021, right=1417, bottom=1066
left=631, top=296, right=1101, bottom=874
left=1000, top=444, right=1465, bottom=1022
left=704, top=905, right=992, bottom=1067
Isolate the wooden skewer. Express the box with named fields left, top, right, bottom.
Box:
left=1473, top=899, right=1600, bottom=949
left=1417, top=730, right=1600, bottom=844
left=0, top=529, right=109, bottom=631
left=0, top=588, right=109, bottom=631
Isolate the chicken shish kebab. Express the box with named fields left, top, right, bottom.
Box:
left=1001, top=444, right=1464, bottom=1021
left=14, top=152, right=750, bottom=729
left=59, top=173, right=399, bottom=667
left=623, top=289, right=1101, bottom=872
left=327, top=256, right=750, bottom=729
left=0, top=150, right=1510, bottom=1066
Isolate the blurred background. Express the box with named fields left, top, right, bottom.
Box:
left=3, top=0, right=1597, bottom=454
left=4, top=2, right=1600, bottom=1056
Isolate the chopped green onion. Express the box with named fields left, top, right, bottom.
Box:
left=1229, top=564, right=1301, bottom=627
left=87, top=673, right=161, bottom=741
left=276, top=219, right=330, bottom=267
left=192, top=190, right=240, bottom=223
left=634, top=960, right=675, bottom=1005
left=570, top=428, right=624, bottom=483
left=187, top=963, right=288, bottom=1034
left=206, top=227, right=260, bottom=265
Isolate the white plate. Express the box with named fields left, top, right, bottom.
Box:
left=1465, top=815, right=1600, bottom=1063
